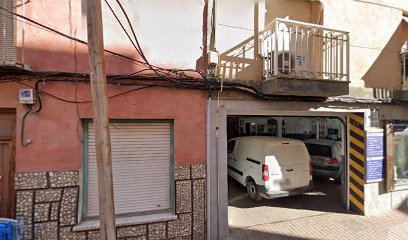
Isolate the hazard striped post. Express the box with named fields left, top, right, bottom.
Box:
left=348, top=113, right=365, bottom=214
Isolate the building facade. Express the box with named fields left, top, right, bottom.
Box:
left=0, top=0, right=207, bottom=239
left=1, top=0, right=408, bottom=240
left=205, top=0, right=408, bottom=239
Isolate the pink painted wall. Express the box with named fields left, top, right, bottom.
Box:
left=15, top=0, right=206, bottom=75
left=0, top=81, right=206, bottom=172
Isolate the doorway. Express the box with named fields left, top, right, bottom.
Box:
left=226, top=115, right=349, bottom=231
left=0, top=110, right=16, bottom=218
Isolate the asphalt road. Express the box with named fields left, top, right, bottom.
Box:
left=228, top=176, right=349, bottom=229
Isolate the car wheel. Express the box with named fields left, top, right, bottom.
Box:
left=246, top=180, right=262, bottom=201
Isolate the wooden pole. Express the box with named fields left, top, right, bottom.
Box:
left=86, top=0, right=116, bottom=239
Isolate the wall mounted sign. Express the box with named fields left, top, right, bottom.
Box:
left=393, top=121, right=408, bottom=133
left=365, top=129, right=385, bottom=183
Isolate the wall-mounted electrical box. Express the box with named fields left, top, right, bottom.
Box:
left=19, top=89, right=36, bottom=104
left=207, top=51, right=219, bottom=66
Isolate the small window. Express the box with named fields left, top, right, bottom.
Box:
left=227, top=140, right=236, bottom=154
left=305, top=143, right=332, bottom=158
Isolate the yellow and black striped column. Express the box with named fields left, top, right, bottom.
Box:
left=348, top=113, right=365, bottom=214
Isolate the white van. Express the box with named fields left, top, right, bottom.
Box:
left=227, top=136, right=312, bottom=201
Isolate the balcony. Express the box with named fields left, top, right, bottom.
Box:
left=259, top=18, right=350, bottom=97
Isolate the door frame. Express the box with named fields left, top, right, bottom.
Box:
left=206, top=99, right=370, bottom=240
left=0, top=109, right=16, bottom=218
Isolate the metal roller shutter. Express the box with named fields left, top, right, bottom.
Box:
left=87, top=122, right=171, bottom=217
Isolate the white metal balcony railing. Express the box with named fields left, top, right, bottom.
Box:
left=402, top=51, right=408, bottom=91
left=259, top=18, right=350, bottom=82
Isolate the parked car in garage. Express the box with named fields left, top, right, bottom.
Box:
left=227, top=136, right=312, bottom=201
left=303, top=139, right=344, bottom=184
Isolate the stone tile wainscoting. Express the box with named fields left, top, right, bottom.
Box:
left=14, top=164, right=206, bottom=240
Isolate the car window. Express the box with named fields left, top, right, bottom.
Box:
left=305, top=143, right=332, bottom=157
left=227, top=140, right=236, bottom=154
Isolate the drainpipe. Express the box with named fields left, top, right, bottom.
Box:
left=206, top=96, right=213, bottom=239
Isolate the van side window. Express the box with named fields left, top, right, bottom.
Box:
left=228, top=140, right=236, bottom=154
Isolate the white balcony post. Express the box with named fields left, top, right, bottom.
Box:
left=274, top=20, right=279, bottom=77
left=346, top=33, right=350, bottom=82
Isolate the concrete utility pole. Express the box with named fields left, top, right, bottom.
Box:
left=86, top=0, right=116, bottom=239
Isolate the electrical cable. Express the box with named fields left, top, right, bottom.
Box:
left=0, top=7, right=147, bottom=68
left=103, top=0, right=142, bottom=57
left=0, top=6, right=207, bottom=82
left=111, top=0, right=202, bottom=86
left=19, top=80, right=43, bottom=147
left=20, top=109, right=31, bottom=147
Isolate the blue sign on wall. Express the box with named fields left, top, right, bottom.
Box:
left=393, top=121, right=408, bottom=133
left=365, top=130, right=384, bottom=183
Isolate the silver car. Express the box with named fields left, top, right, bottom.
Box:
left=304, top=139, right=344, bottom=184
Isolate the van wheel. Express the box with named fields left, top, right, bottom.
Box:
left=246, top=180, right=262, bottom=201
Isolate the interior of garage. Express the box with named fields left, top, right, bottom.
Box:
left=226, top=115, right=349, bottom=230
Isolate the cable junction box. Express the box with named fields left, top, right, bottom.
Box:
left=19, top=89, right=36, bottom=104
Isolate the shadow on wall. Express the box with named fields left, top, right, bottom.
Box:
left=362, top=22, right=408, bottom=90
left=16, top=45, right=206, bottom=76
left=17, top=46, right=145, bottom=75
left=397, top=196, right=408, bottom=215
left=218, top=35, right=263, bottom=81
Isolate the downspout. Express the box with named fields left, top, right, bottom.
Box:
left=206, top=0, right=221, bottom=238
left=206, top=96, right=212, bottom=239
left=215, top=73, right=223, bottom=240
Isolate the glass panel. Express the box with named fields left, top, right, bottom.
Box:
left=305, top=143, right=332, bottom=157
left=0, top=113, right=13, bottom=139
left=394, top=135, right=408, bottom=185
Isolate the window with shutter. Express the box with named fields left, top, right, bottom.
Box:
left=83, top=121, right=174, bottom=218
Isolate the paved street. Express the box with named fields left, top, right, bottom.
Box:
left=228, top=209, right=408, bottom=240
left=228, top=178, right=408, bottom=239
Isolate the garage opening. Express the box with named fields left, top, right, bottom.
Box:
left=226, top=115, right=349, bottom=231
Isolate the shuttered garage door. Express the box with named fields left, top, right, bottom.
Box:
left=87, top=122, right=171, bottom=217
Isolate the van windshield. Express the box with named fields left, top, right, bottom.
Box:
left=305, top=143, right=332, bottom=157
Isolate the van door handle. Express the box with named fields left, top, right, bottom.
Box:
left=286, top=169, right=294, bottom=172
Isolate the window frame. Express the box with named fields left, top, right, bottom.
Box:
left=393, top=132, right=408, bottom=188
left=80, top=119, right=175, bottom=220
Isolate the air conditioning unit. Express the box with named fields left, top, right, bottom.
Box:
left=0, top=0, right=16, bottom=65
left=277, top=51, right=308, bottom=75
left=277, top=51, right=294, bottom=74
left=0, top=0, right=30, bottom=71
